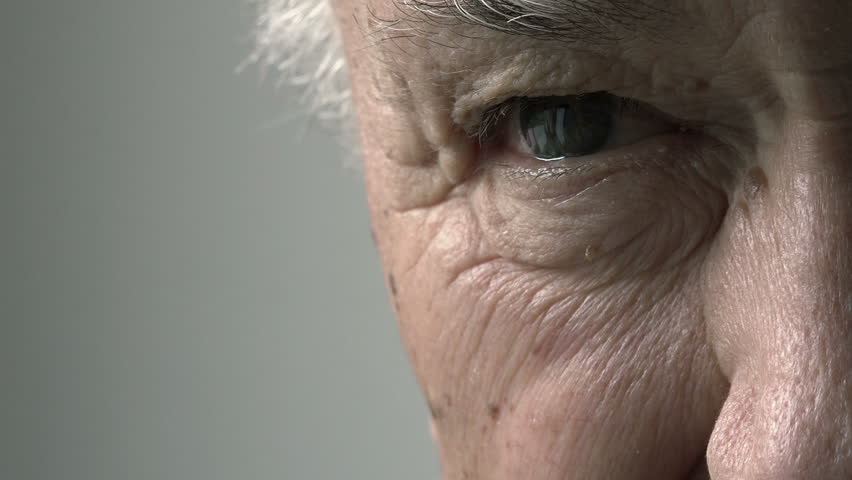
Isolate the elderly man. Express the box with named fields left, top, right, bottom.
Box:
left=259, top=1, right=852, bottom=478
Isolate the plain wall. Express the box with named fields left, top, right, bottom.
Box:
left=1, top=2, right=439, bottom=479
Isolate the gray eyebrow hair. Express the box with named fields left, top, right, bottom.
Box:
left=386, top=0, right=667, bottom=42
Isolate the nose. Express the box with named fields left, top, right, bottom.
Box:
left=703, top=119, right=852, bottom=479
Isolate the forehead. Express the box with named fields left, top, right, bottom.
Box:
left=343, top=0, right=850, bottom=66
left=368, top=0, right=669, bottom=43
left=336, top=0, right=852, bottom=129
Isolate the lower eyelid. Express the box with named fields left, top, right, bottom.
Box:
left=606, top=112, right=677, bottom=148
left=492, top=158, right=629, bottom=202
left=468, top=123, right=730, bottom=269
left=485, top=131, right=700, bottom=200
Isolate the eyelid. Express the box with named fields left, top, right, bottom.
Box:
left=449, top=49, right=633, bottom=129
left=471, top=93, right=688, bottom=184
left=472, top=94, right=635, bottom=140
left=473, top=93, right=664, bottom=152
left=471, top=99, right=518, bottom=143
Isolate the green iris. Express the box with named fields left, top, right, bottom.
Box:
left=519, top=92, right=614, bottom=161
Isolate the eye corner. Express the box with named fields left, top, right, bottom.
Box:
left=468, top=100, right=516, bottom=145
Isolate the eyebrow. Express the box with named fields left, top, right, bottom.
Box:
left=384, top=0, right=669, bottom=43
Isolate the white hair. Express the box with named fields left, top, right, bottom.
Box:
left=249, top=0, right=351, bottom=122
left=247, top=0, right=638, bottom=124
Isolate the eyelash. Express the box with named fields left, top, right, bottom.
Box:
left=471, top=93, right=643, bottom=145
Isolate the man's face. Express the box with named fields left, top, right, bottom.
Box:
left=333, top=1, right=852, bottom=478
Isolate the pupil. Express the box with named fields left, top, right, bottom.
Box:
left=520, top=92, right=614, bottom=161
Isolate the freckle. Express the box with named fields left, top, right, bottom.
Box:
left=444, top=394, right=452, bottom=407
left=388, top=274, right=398, bottom=297
left=488, top=403, right=501, bottom=421
left=382, top=209, right=390, bottom=217
left=744, top=167, right=768, bottom=200
left=429, top=402, right=444, bottom=421
left=531, top=345, right=542, bottom=356
left=735, top=200, right=750, bottom=218
left=584, top=245, right=599, bottom=261
left=681, top=77, right=709, bottom=94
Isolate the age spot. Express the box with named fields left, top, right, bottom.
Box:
left=388, top=273, right=398, bottom=298
left=387, top=274, right=401, bottom=313
left=429, top=394, right=451, bottom=421
left=488, top=403, right=501, bottom=421
left=384, top=148, right=398, bottom=162
left=680, top=77, right=709, bottom=94
left=744, top=167, right=768, bottom=200
left=429, top=402, right=445, bottom=421
left=584, top=245, right=600, bottom=262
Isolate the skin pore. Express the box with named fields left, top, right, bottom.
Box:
left=331, top=1, right=852, bottom=478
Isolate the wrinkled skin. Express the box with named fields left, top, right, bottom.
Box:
left=333, top=0, right=852, bottom=478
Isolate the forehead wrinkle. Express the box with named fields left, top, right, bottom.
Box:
left=388, top=0, right=671, bottom=43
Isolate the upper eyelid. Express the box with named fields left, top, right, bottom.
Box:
left=448, top=49, right=631, bottom=127
left=471, top=93, right=644, bottom=142
left=471, top=99, right=517, bottom=141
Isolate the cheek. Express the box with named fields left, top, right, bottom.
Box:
left=363, top=108, right=735, bottom=477
left=385, top=229, right=727, bottom=478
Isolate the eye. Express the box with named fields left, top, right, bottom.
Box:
left=467, top=91, right=725, bottom=270
left=479, top=92, right=677, bottom=164
left=519, top=92, right=614, bottom=161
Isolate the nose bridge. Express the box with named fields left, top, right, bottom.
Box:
left=705, top=119, right=852, bottom=478
left=762, top=120, right=852, bottom=356
left=729, top=118, right=852, bottom=366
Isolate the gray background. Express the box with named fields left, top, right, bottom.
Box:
left=1, top=1, right=439, bottom=479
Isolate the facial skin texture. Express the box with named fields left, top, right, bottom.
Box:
left=332, top=1, right=852, bottom=478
